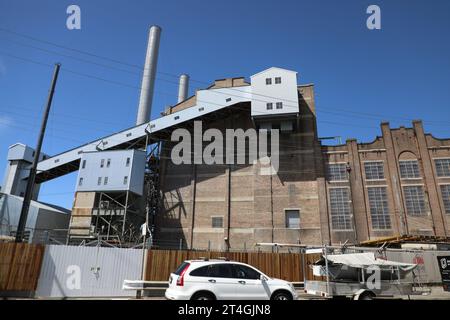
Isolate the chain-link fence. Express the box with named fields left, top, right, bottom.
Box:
left=1, top=224, right=303, bottom=253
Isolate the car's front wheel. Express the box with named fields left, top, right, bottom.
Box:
left=191, top=291, right=216, bottom=300
left=271, top=291, right=293, bottom=300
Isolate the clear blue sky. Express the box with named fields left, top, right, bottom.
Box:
left=0, top=0, right=450, bottom=209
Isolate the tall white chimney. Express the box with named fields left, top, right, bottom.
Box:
left=177, top=74, right=189, bottom=103
left=136, top=25, right=161, bottom=125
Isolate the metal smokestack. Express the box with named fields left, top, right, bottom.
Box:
left=177, top=74, right=189, bottom=103
left=136, top=25, right=161, bottom=125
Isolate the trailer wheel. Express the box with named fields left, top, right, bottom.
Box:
left=358, top=291, right=376, bottom=300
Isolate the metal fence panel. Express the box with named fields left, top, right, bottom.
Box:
left=36, top=245, right=143, bottom=297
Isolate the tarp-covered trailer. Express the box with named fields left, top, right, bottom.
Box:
left=304, top=250, right=428, bottom=300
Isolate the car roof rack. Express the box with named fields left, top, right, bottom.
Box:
left=216, top=257, right=230, bottom=261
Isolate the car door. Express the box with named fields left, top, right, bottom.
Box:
left=206, top=264, right=238, bottom=300
left=231, top=264, right=270, bottom=300
left=186, top=265, right=213, bottom=294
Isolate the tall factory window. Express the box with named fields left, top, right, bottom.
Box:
left=100, top=159, right=105, bottom=168
left=106, top=159, right=111, bottom=168
left=212, top=216, right=223, bottom=228
left=440, top=185, right=450, bottom=214
left=285, top=210, right=300, bottom=229
left=327, top=163, right=348, bottom=181
left=367, top=187, right=391, bottom=229
left=276, top=102, right=283, bottom=109
left=123, top=176, right=128, bottom=185
left=399, top=160, right=420, bottom=179
left=126, top=157, right=131, bottom=167
left=265, top=78, right=272, bottom=85
left=403, top=186, right=427, bottom=216
left=81, top=160, right=86, bottom=169
left=266, top=103, right=273, bottom=110
left=364, top=161, right=385, bottom=180
left=275, top=77, right=281, bottom=84
left=78, top=177, right=83, bottom=186
left=97, top=177, right=102, bottom=185
left=329, top=188, right=352, bottom=230
left=435, top=159, right=450, bottom=177
left=104, top=177, right=108, bottom=185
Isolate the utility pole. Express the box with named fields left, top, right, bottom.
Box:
left=15, top=63, right=61, bottom=242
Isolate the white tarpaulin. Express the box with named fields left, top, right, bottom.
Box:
left=325, top=252, right=417, bottom=271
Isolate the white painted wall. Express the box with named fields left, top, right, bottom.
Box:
left=250, top=67, right=299, bottom=118
left=76, top=149, right=146, bottom=195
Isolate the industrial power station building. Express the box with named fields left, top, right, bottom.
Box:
left=154, top=68, right=450, bottom=250
left=2, top=66, right=450, bottom=250
left=1, top=27, right=449, bottom=250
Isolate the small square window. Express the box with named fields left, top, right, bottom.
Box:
left=126, top=157, right=131, bottom=167
left=399, top=160, right=420, bottom=179
left=435, top=159, right=450, bottom=177
left=198, top=107, right=204, bottom=111
left=226, top=98, right=231, bottom=102
left=78, top=177, right=83, bottom=186
left=364, top=161, right=384, bottom=180
left=275, top=77, right=281, bottom=84
left=265, top=78, right=272, bottom=85
left=327, top=163, right=348, bottom=181
left=100, top=159, right=105, bottom=168
left=97, top=177, right=102, bottom=185
left=123, top=176, right=128, bottom=185
left=126, top=132, right=132, bottom=137
left=81, top=160, right=86, bottom=169
left=276, top=102, right=283, bottom=109
left=106, top=159, right=111, bottom=168
left=212, top=217, right=223, bottom=228
left=266, top=103, right=273, bottom=110
left=104, top=177, right=108, bottom=185
left=285, top=210, right=300, bottom=229
left=174, top=116, right=180, bottom=120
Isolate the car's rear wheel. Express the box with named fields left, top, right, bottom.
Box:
left=191, top=292, right=216, bottom=300
left=271, top=291, right=293, bottom=300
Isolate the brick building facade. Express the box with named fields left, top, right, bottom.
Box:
left=154, top=76, right=450, bottom=250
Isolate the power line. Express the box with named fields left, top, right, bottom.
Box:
left=1, top=41, right=449, bottom=145
left=2, top=45, right=449, bottom=130
left=2, top=26, right=449, bottom=128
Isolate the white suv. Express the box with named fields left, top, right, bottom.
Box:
left=165, top=259, right=297, bottom=300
